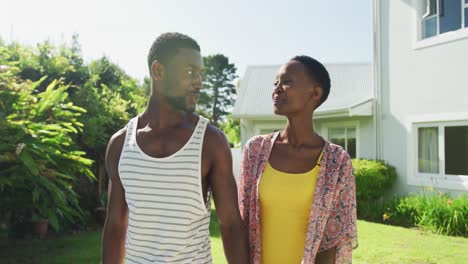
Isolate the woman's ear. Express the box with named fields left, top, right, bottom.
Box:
left=311, top=84, right=324, bottom=103
left=151, top=60, right=165, bottom=81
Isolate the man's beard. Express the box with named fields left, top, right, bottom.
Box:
left=164, top=94, right=194, bottom=112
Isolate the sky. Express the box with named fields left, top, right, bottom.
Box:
left=0, top=0, right=373, bottom=82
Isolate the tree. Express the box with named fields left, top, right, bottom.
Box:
left=0, top=61, right=94, bottom=233
left=218, top=114, right=241, bottom=147
left=69, top=56, right=146, bottom=203
left=1, top=39, right=146, bottom=215
left=199, top=54, right=237, bottom=127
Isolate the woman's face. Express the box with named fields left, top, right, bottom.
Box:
left=272, top=60, right=318, bottom=116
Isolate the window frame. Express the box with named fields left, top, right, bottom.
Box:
left=409, top=116, right=468, bottom=191
left=415, top=0, right=468, bottom=50
left=422, top=0, right=439, bottom=38
left=322, top=121, right=360, bottom=158
left=464, top=0, right=468, bottom=27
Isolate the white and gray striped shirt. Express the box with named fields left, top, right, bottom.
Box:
left=119, top=116, right=212, bottom=264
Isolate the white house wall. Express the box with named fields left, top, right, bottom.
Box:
left=378, top=1, right=468, bottom=195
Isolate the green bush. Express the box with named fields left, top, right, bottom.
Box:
left=384, top=193, right=468, bottom=237
left=353, top=159, right=397, bottom=201
left=352, top=159, right=397, bottom=221
left=0, top=63, right=94, bottom=235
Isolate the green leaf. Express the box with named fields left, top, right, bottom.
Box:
left=19, top=150, right=39, bottom=176
left=48, top=212, right=59, bottom=232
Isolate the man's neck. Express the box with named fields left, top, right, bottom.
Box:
left=142, top=95, right=191, bottom=129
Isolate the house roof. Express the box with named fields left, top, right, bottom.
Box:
left=232, top=63, right=374, bottom=119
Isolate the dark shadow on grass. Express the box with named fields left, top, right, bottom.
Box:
left=209, top=208, right=221, bottom=238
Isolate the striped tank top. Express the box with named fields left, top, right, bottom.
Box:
left=118, top=116, right=212, bottom=264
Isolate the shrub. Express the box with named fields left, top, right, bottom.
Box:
left=353, top=159, right=397, bottom=201
left=352, top=159, right=397, bottom=221
left=384, top=193, right=468, bottom=237
left=0, top=64, right=95, bottom=234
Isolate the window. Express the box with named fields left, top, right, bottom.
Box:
left=422, top=0, right=438, bottom=38
left=421, top=0, right=467, bottom=39
left=418, top=127, right=439, bottom=173
left=417, top=124, right=468, bottom=176
left=445, top=126, right=468, bottom=175
left=465, top=0, right=468, bottom=27
left=328, top=127, right=357, bottom=158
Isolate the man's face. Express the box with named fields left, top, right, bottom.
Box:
left=162, top=48, right=203, bottom=112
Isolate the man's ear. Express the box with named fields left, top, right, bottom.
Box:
left=151, top=60, right=165, bottom=81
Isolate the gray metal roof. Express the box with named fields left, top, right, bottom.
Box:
left=233, top=63, right=374, bottom=118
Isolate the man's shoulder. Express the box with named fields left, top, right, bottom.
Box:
left=204, top=123, right=228, bottom=145
left=107, top=127, right=129, bottom=160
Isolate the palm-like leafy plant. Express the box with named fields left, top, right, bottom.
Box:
left=0, top=63, right=94, bottom=232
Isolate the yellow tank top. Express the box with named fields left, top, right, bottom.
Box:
left=259, top=151, right=322, bottom=264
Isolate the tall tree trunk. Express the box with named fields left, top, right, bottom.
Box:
left=97, top=157, right=106, bottom=201
left=211, top=86, right=219, bottom=126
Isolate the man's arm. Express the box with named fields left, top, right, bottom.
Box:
left=207, top=127, right=249, bottom=264
left=102, top=129, right=129, bottom=264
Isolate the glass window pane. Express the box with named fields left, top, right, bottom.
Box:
left=423, top=16, right=438, bottom=38
left=347, top=128, right=357, bottom=158
left=329, top=128, right=346, bottom=149
left=430, top=0, right=437, bottom=15
left=465, top=8, right=468, bottom=27
left=445, top=126, right=468, bottom=175
left=418, top=127, right=439, bottom=173
left=347, top=138, right=356, bottom=159
left=439, top=0, right=462, bottom=34
left=423, top=0, right=437, bottom=17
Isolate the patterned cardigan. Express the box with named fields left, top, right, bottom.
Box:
left=238, top=132, right=358, bottom=264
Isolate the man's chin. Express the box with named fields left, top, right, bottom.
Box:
left=164, top=96, right=195, bottom=112
left=185, top=105, right=196, bottom=112
left=177, top=103, right=196, bottom=113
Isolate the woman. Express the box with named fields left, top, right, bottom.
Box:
left=238, top=56, right=358, bottom=264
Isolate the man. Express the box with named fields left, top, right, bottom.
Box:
left=102, top=32, right=249, bottom=264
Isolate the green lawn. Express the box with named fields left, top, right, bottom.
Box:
left=1, top=214, right=467, bottom=264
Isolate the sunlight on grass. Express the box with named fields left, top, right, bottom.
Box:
left=1, top=215, right=467, bottom=263
left=353, top=221, right=468, bottom=264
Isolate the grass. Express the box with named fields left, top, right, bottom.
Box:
left=1, top=214, right=467, bottom=263
left=353, top=221, right=468, bottom=264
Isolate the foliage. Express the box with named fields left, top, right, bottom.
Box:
left=0, top=62, right=94, bottom=232
left=218, top=114, right=240, bottom=147
left=353, top=159, right=398, bottom=201
left=76, top=56, right=145, bottom=203
left=351, top=159, right=397, bottom=221
left=76, top=56, right=145, bottom=156
left=1, top=38, right=146, bottom=218
left=200, top=54, right=237, bottom=126
left=384, top=193, right=468, bottom=237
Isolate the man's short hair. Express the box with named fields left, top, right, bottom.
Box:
left=147, top=32, right=200, bottom=70
left=291, top=55, right=331, bottom=105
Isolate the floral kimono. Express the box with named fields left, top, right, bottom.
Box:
left=238, top=132, right=358, bottom=264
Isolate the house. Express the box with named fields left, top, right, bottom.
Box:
left=373, top=0, right=468, bottom=194
left=232, top=64, right=374, bottom=160
left=232, top=0, right=468, bottom=194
